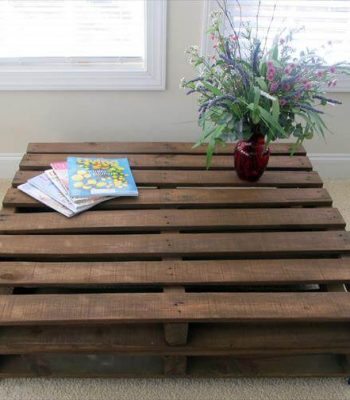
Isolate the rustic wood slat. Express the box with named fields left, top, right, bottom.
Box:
left=27, top=142, right=306, bottom=155
left=12, top=169, right=323, bottom=188
left=1, top=259, right=350, bottom=287
left=19, top=153, right=312, bottom=171
left=0, top=323, right=350, bottom=355
left=188, top=354, right=350, bottom=377
left=0, top=354, right=348, bottom=378
left=0, top=292, right=350, bottom=325
left=0, top=208, right=344, bottom=234
left=0, top=231, right=348, bottom=259
left=3, top=187, right=333, bottom=209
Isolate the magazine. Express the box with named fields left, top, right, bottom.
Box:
left=67, top=157, right=138, bottom=198
left=50, top=161, right=110, bottom=207
left=18, top=183, right=74, bottom=218
left=28, top=172, right=78, bottom=212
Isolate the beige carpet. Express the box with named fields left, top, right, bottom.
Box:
left=0, top=178, right=349, bottom=400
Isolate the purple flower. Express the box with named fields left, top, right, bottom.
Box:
left=267, top=72, right=275, bottom=81
left=329, top=66, right=336, bottom=74
left=280, top=99, right=287, bottom=106
left=304, top=81, right=312, bottom=90
left=283, top=83, right=291, bottom=91
left=316, top=70, right=324, bottom=78
left=267, top=64, right=276, bottom=81
left=284, top=64, right=294, bottom=75
left=270, top=82, right=279, bottom=92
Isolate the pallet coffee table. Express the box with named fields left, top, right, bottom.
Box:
left=0, top=141, right=350, bottom=378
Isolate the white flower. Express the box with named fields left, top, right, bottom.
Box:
left=179, top=77, right=186, bottom=88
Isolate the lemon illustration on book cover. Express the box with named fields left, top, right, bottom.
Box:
left=67, top=157, right=138, bottom=197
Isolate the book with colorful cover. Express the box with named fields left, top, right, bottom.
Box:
left=67, top=157, right=138, bottom=198
left=50, top=161, right=110, bottom=206
left=18, top=183, right=74, bottom=218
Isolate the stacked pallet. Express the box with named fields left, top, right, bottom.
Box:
left=0, top=141, right=349, bottom=377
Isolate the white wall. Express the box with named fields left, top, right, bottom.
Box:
left=0, top=0, right=348, bottom=178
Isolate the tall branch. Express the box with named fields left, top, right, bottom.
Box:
left=255, top=0, right=261, bottom=41
left=216, top=0, right=242, bottom=58
left=263, top=3, right=277, bottom=54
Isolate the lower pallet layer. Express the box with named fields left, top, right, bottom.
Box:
left=1, top=353, right=349, bottom=378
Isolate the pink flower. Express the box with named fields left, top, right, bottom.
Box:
left=280, top=99, right=287, bottom=106
left=210, top=34, right=215, bottom=41
left=267, top=64, right=276, bottom=81
left=316, top=70, right=324, bottom=78
left=283, top=83, right=291, bottom=91
left=229, top=34, right=239, bottom=41
left=284, top=66, right=292, bottom=75
left=329, top=66, right=336, bottom=74
left=270, top=82, right=279, bottom=92
left=267, top=70, right=276, bottom=81
left=304, top=81, right=312, bottom=90
left=213, top=41, right=219, bottom=49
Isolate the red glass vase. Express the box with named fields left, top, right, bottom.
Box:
left=234, top=133, right=270, bottom=181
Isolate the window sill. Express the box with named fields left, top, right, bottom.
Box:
left=0, top=66, right=165, bottom=91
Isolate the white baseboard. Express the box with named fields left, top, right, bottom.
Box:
left=0, top=153, right=22, bottom=179
left=309, top=153, right=350, bottom=179
left=0, top=153, right=349, bottom=180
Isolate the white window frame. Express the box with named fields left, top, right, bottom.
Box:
left=202, top=0, right=350, bottom=92
left=0, top=0, right=167, bottom=91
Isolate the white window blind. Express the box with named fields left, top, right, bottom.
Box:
left=0, top=0, right=167, bottom=90
left=227, top=0, right=350, bottom=65
left=0, top=0, right=145, bottom=61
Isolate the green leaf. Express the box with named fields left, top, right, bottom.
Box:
left=272, top=44, right=279, bottom=60
left=206, top=138, right=216, bottom=169
left=253, top=86, right=261, bottom=108
left=272, top=98, right=280, bottom=121
left=255, top=77, right=268, bottom=91
left=258, top=106, right=287, bottom=137
left=201, top=81, right=224, bottom=97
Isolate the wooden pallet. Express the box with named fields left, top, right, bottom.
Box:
left=1, top=141, right=350, bottom=378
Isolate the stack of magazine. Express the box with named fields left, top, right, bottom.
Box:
left=18, top=157, right=138, bottom=217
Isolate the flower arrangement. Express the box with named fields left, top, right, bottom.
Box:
left=181, top=0, right=348, bottom=172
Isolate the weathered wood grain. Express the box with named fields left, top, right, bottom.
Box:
left=12, top=169, right=323, bottom=188
left=27, top=142, right=306, bottom=155
left=0, top=208, right=344, bottom=234
left=3, top=187, right=333, bottom=209
left=0, top=292, right=350, bottom=325
left=19, top=153, right=312, bottom=171
left=0, top=231, right=348, bottom=259
left=0, top=323, right=349, bottom=355
left=0, top=259, right=349, bottom=287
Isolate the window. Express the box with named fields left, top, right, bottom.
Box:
left=202, top=0, right=350, bottom=91
left=0, top=0, right=167, bottom=90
